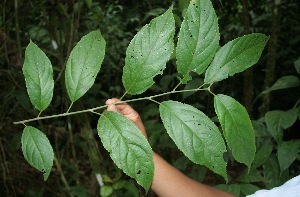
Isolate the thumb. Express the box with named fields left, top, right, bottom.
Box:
left=106, top=99, right=119, bottom=113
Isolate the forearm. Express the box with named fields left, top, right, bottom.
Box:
left=151, top=152, right=235, bottom=197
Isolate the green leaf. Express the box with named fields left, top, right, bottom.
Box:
left=65, top=30, right=105, bottom=103
left=204, top=33, right=269, bottom=84
left=22, top=40, right=54, bottom=111
left=122, top=7, right=175, bottom=95
left=214, top=184, right=240, bottom=196
left=255, top=76, right=300, bottom=102
left=251, top=143, right=273, bottom=169
left=265, top=108, right=298, bottom=143
left=237, top=168, right=264, bottom=183
left=214, top=94, right=256, bottom=168
left=97, top=111, right=154, bottom=192
left=100, top=185, right=113, bottom=197
left=159, top=101, right=227, bottom=181
left=277, top=140, right=300, bottom=173
left=263, top=154, right=290, bottom=189
left=123, top=181, right=139, bottom=197
left=176, top=0, right=220, bottom=83
left=21, top=126, right=54, bottom=181
left=240, top=184, right=260, bottom=196
left=252, top=119, right=270, bottom=138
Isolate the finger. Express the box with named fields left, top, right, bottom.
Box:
left=106, top=98, right=129, bottom=113
left=105, top=98, right=119, bottom=105
left=105, top=98, right=119, bottom=112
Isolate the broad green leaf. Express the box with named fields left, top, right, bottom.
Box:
left=122, top=7, right=175, bottom=95
left=97, top=111, right=154, bottom=192
left=277, top=140, right=300, bottom=173
left=237, top=168, right=264, bottom=183
left=263, top=154, right=290, bottom=189
left=255, top=76, right=299, bottom=102
left=100, top=185, right=113, bottom=197
left=123, top=182, right=139, bottom=197
left=22, top=41, right=54, bottom=111
left=240, top=184, right=260, bottom=196
left=214, top=94, right=256, bottom=168
left=251, top=143, right=273, bottom=169
left=204, top=33, right=269, bottom=84
left=265, top=108, right=298, bottom=143
left=252, top=119, right=270, bottom=137
left=159, top=101, right=227, bottom=181
left=214, top=184, right=240, bottom=196
left=176, top=0, right=220, bottom=84
left=65, top=30, right=105, bottom=102
left=21, top=126, right=54, bottom=180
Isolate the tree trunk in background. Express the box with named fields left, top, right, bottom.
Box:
left=241, top=0, right=253, bottom=116
left=259, top=0, right=281, bottom=116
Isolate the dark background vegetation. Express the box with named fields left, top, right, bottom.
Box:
left=1, top=0, right=299, bottom=196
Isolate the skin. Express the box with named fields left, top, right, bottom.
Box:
left=106, top=98, right=236, bottom=197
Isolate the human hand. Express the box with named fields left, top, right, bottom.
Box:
left=105, top=98, right=147, bottom=138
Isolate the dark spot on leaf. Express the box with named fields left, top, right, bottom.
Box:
left=137, top=170, right=141, bottom=175
left=131, top=56, right=134, bottom=58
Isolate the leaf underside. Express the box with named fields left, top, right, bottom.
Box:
left=21, top=126, right=54, bottom=181
left=176, top=0, right=220, bottom=84
left=22, top=41, right=54, bottom=111
left=65, top=30, right=106, bottom=102
left=159, top=100, right=228, bottom=181
left=97, top=111, right=154, bottom=192
left=214, top=94, right=256, bottom=168
left=122, top=7, right=175, bottom=95
left=204, top=33, right=269, bottom=84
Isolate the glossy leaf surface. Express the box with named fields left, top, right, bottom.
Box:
left=65, top=30, right=105, bottom=102
left=176, top=0, right=219, bottom=83
left=97, top=111, right=154, bottom=192
left=214, top=94, right=255, bottom=168
left=159, top=101, right=227, bottom=181
left=21, top=126, right=54, bottom=180
left=122, top=7, right=175, bottom=95
left=205, top=33, right=268, bottom=84
left=22, top=41, right=54, bottom=111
